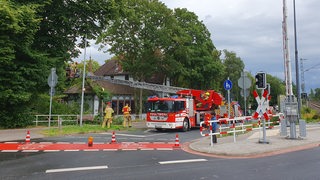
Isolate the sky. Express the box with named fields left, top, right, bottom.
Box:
left=75, top=0, right=320, bottom=94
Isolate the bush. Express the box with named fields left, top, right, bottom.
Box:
left=302, top=107, right=311, bottom=114
left=113, top=116, right=124, bottom=125
left=312, top=114, right=319, bottom=120
left=0, top=111, right=33, bottom=128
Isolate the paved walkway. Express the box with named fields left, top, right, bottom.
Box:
left=0, top=127, right=47, bottom=142
left=187, top=125, right=320, bottom=158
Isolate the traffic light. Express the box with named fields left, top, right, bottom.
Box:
left=255, top=72, right=266, bottom=89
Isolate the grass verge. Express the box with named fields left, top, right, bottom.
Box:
left=41, top=124, right=139, bottom=137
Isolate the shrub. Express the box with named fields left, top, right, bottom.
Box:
left=312, top=114, right=319, bottom=120
left=113, top=116, right=124, bottom=125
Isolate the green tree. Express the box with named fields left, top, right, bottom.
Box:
left=309, top=89, right=315, bottom=100
left=0, top=0, right=114, bottom=127
left=0, top=1, right=46, bottom=127
left=314, top=88, right=320, bottom=100
left=221, top=50, right=245, bottom=102
left=98, top=0, right=174, bottom=82
left=265, top=74, right=286, bottom=106
left=168, top=8, right=224, bottom=90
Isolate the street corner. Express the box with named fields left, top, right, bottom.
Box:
left=182, top=136, right=320, bottom=159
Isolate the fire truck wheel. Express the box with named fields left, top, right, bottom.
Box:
left=181, top=119, right=189, bottom=132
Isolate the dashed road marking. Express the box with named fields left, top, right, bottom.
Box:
left=158, top=159, right=208, bottom=165
left=1, top=150, right=19, bottom=152
left=46, top=165, right=108, bottom=173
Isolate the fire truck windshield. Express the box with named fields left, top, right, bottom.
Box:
left=147, top=100, right=184, bottom=113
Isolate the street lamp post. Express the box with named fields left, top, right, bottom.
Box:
left=293, top=0, right=301, bottom=119
left=80, top=35, right=87, bottom=127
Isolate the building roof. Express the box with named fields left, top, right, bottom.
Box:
left=94, top=59, right=165, bottom=85
left=94, top=59, right=129, bottom=76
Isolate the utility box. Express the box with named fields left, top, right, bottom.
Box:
left=285, top=101, right=298, bottom=123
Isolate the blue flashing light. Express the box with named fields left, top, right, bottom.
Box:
left=170, top=95, right=179, bottom=98
left=148, top=95, right=157, bottom=99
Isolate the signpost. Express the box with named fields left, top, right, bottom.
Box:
left=48, top=68, right=58, bottom=128
left=252, top=89, right=270, bottom=144
left=224, top=78, right=236, bottom=142
left=238, top=71, right=251, bottom=115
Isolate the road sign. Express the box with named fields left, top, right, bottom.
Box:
left=48, top=68, right=58, bottom=87
left=238, top=72, right=251, bottom=89
left=223, top=79, right=232, bottom=91
left=252, top=89, right=269, bottom=120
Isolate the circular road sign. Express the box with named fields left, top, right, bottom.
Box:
left=48, top=68, right=58, bottom=87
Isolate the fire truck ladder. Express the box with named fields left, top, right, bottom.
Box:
left=87, top=75, right=186, bottom=94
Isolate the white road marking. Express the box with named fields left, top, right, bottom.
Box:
left=159, top=159, right=208, bottom=165
left=1, top=150, right=19, bottom=152
left=22, top=150, right=39, bottom=153
left=83, top=149, right=99, bottom=152
left=156, top=148, right=173, bottom=151
left=43, top=150, right=60, bottom=152
left=100, top=133, right=146, bottom=138
left=103, top=149, right=117, bottom=151
left=46, top=165, right=108, bottom=173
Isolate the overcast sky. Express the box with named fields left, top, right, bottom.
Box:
left=75, top=0, right=320, bottom=94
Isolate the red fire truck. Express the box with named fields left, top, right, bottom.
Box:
left=146, top=89, right=223, bottom=131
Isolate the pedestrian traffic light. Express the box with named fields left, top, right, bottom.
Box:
left=255, top=72, right=266, bottom=89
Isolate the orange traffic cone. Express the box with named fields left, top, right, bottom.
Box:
left=88, top=136, right=93, bottom=147
left=25, top=130, right=31, bottom=143
left=110, top=131, right=117, bottom=144
left=174, top=134, right=180, bottom=147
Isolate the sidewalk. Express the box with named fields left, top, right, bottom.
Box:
left=187, top=125, right=320, bottom=158
left=0, top=127, right=47, bottom=142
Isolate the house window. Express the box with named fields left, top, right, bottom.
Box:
left=125, top=75, right=129, bottom=80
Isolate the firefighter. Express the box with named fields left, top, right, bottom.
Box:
left=201, top=91, right=210, bottom=100
left=122, top=103, right=131, bottom=128
left=102, top=102, right=114, bottom=128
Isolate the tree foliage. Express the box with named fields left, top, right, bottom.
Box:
left=0, top=0, right=44, bottom=127
left=265, top=74, right=286, bottom=106
left=0, top=0, right=113, bottom=127
left=168, top=8, right=224, bottom=89
left=98, top=0, right=175, bottom=82
left=221, top=50, right=245, bottom=101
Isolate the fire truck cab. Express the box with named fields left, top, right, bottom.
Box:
left=146, top=89, right=223, bottom=131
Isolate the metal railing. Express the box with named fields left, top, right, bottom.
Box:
left=34, top=113, right=147, bottom=127
left=34, top=114, right=89, bottom=127
left=199, top=114, right=284, bottom=146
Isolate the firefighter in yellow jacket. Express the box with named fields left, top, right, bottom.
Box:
left=102, top=102, right=114, bottom=128
left=122, top=103, right=131, bottom=127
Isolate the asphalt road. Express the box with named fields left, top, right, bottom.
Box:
left=1, top=129, right=320, bottom=180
